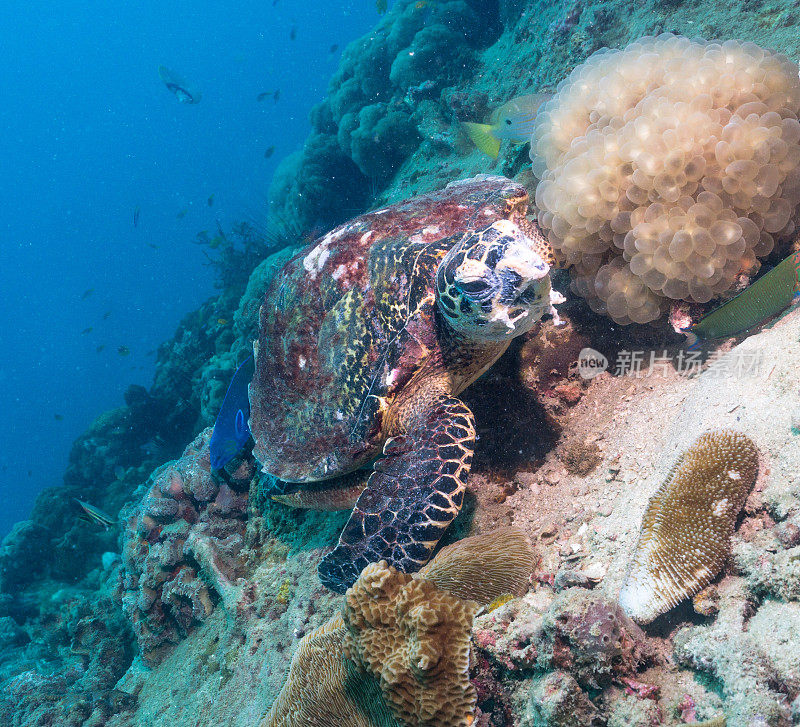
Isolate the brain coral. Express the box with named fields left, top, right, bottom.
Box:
left=531, top=34, right=800, bottom=323
left=343, top=561, right=479, bottom=727
left=619, top=430, right=759, bottom=624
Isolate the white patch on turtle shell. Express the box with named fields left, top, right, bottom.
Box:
left=360, top=231, right=373, bottom=244
left=422, top=225, right=440, bottom=236
left=298, top=355, right=307, bottom=370
left=385, top=368, right=401, bottom=387
left=727, top=469, right=741, bottom=480
left=303, top=232, right=334, bottom=279
left=335, top=410, right=344, bottom=421
left=332, top=264, right=347, bottom=281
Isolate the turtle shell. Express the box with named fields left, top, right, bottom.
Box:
left=250, top=175, right=530, bottom=482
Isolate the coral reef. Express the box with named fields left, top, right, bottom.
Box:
left=266, top=529, right=537, bottom=727
left=261, top=614, right=398, bottom=727
left=532, top=34, right=800, bottom=323
left=416, top=526, right=537, bottom=605
left=119, top=428, right=253, bottom=662
left=268, top=0, right=503, bottom=232
left=619, top=430, right=759, bottom=624
left=343, top=561, right=480, bottom=727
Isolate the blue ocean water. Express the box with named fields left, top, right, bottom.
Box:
left=0, top=0, right=380, bottom=539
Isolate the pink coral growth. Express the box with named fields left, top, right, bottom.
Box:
left=118, top=428, right=252, bottom=662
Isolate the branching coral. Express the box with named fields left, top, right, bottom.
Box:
left=619, top=430, right=759, bottom=624
left=532, top=34, right=800, bottom=323
left=118, top=429, right=252, bottom=662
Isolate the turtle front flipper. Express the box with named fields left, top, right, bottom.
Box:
left=317, top=395, right=475, bottom=593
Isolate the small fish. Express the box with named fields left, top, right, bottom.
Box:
left=74, top=499, right=116, bottom=530
left=207, top=193, right=215, bottom=207
left=414, top=0, right=428, bottom=8
left=147, top=243, right=160, bottom=249
left=96, top=345, right=105, bottom=353
left=80, top=288, right=95, bottom=300
left=257, top=91, right=272, bottom=102
left=81, top=326, right=93, bottom=335
left=117, top=345, right=131, bottom=356
left=329, top=44, right=339, bottom=54
left=683, top=251, right=800, bottom=348
left=210, top=356, right=256, bottom=470
left=376, top=0, right=388, bottom=13
left=54, top=414, right=63, bottom=421
left=289, top=25, right=297, bottom=40
left=133, top=205, right=140, bottom=227
left=102, top=311, right=112, bottom=320
left=462, top=93, right=552, bottom=158
left=217, top=318, right=228, bottom=325
left=158, top=65, right=202, bottom=104
left=177, top=207, right=188, bottom=219
left=264, top=145, right=275, bottom=159
left=273, top=89, right=280, bottom=102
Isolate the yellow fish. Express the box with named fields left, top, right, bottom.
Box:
left=462, top=93, right=552, bottom=158
left=217, top=318, right=228, bottom=325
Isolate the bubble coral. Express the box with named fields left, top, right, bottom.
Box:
left=531, top=34, right=800, bottom=323
left=619, top=430, right=759, bottom=624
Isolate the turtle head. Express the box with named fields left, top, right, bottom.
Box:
left=436, top=219, right=554, bottom=341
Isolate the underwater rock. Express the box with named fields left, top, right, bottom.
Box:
left=0, top=521, right=50, bottom=592
left=674, top=580, right=794, bottom=726
left=119, top=429, right=252, bottom=662
left=619, top=430, right=759, bottom=624
left=542, top=588, right=648, bottom=690
left=521, top=671, right=601, bottom=727
left=532, top=34, right=800, bottom=324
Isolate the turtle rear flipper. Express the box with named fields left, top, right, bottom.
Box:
left=318, top=396, right=475, bottom=593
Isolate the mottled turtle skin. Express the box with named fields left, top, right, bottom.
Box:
left=250, top=175, right=556, bottom=592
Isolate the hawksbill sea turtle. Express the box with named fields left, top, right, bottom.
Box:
left=249, top=175, right=561, bottom=592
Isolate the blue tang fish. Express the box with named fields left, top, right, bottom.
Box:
left=210, top=355, right=255, bottom=470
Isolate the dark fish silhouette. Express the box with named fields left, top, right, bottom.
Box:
left=103, top=311, right=112, bottom=320
left=158, top=65, right=202, bottom=104
left=54, top=414, right=63, bottom=421
left=210, top=356, right=255, bottom=470
left=80, top=288, right=95, bottom=300
left=81, top=326, right=93, bottom=335
left=96, top=345, right=105, bottom=353
left=329, top=44, right=339, bottom=54
left=264, top=145, right=275, bottom=159
left=117, top=345, right=131, bottom=356
left=207, top=193, right=215, bottom=207
left=177, top=208, right=188, bottom=218
left=75, top=499, right=115, bottom=530
left=133, top=205, right=140, bottom=227
left=289, top=25, right=297, bottom=40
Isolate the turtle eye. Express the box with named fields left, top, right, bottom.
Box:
left=458, top=279, right=492, bottom=296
